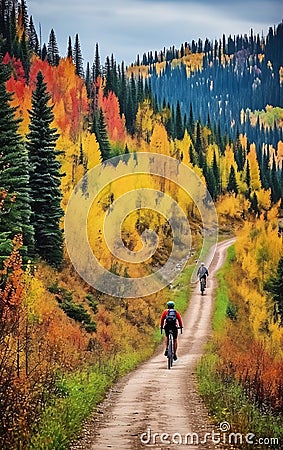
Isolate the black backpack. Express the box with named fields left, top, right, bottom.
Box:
left=166, top=309, right=177, bottom=326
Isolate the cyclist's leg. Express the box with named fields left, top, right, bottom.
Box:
left=164, top=325, right=169, bottom=355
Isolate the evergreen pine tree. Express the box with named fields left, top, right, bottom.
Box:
left=41, top=43, right=47, bottom=61
left=67, top=36, right=72, bottom=59
left=73, top=33, right=84, bottom=77
left=26, top=71, right=64, bottom=267
left=95, top=108, right=112, bottom=162
left=165, top=103, right=174, bottom=138
left=188, top=102, right=194, bottom=137
left=47, top=28, right=60, bottom=66
left=195, top=121, right=203, bottom=163
left=212, top=150, right=221, bottom=195
left=264, top=257, right=283, bottom=326
left=270, top=154, right=281, bottom=203
left=20, top=0, right=29, bottom=33
left=0, top=63, right=34, bottom=258
left=28, top=16, right=40, bottom=55
left=205, top=167, right=217, bottom=200
left=175, top=101, right=184, bottom=140
left=85, top=62, right=91, bottom=97
left=94, top=42, right=101, bottom=80
left=227, top=165, right=238, bottom=195
left=245, top=160, right=251, bottom=195
left=189, top=144, right=197, bottom=166
left=250, top=191, right=259, bottom=216
left=19, top=31, right=30, bottom=78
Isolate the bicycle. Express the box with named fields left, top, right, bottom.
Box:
left=167, top=329, right=174, bottom=369
left=199, top=276, right=206, bottom=295
left=161, top=327, right=182, bottom=369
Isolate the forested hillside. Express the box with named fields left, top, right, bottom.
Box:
left=0, top=0, right=282, bottom=448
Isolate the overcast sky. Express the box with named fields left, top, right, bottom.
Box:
left=28, top=0, right=282, bottom=67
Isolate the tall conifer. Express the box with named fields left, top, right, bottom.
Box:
left=73, top=33, right=84, bottom=77
left=26, top=71, right=63, bottom=267
left=47, top=28, right=60, bottom=66
left=0, top=63, right=34, bottom=258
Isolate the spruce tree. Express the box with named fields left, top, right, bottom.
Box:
left=20, top=0, right=29, bottom=33
left=28, top=16, right=40, bottom=55
left=212, top=150, right=221, bottom=195
left=94, top=42, right=101, bottom=80
left=245, top=160, right=251, bottom=195
left=175, top=101, right=184, bottom=140
left=95, top=108, right=112, bottom=162
left=264, top=257, right=283, bottom=326
left=41, top=43, right=47, bottom=61
left=72, top=33, right=84, bottom=77
left=227, top=165, right=238, bottom=195
left=26, top=71, right=63, bottom=267
left=0, top=63, right=34, bottom=258
left=188, top=102, right=194, bottom=137
left=270, top=154, right=281, bottom=203
left=47, top=28, right=60, bottom=66
left=67, top=36, right=72, bottom=59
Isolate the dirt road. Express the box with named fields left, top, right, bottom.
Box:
left=71, top=238, right=235, bottom=450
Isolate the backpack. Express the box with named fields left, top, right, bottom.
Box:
left=166, top=309, right=177, bottom=326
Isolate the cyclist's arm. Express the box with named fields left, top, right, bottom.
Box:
left=176, top=311, right=183, bottom=329
left=160, top=310, right=167, bottom=329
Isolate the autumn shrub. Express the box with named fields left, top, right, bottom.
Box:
left=0, top=237, right=57, bottom=449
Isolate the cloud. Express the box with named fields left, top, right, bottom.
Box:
left=28, top=0, right=282, bottom=66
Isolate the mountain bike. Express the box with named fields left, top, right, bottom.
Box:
left=167, top=329, right=174, bottom=369
left=161, top=327, right=182, bottom=369
left=200, top=276, right=206, bottom=295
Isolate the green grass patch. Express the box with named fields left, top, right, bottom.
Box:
left=28, top=348, right=152, bottom=450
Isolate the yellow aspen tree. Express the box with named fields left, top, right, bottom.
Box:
left=135, top=99, right=154, bottom=144
left=81, top=130, right=101, bottom=170
left=257, top=188, right=271, bottom=211
left=150, top=122, right=170, bottom=155
left=220, top=145, right=237, bottom=190
left=172, top=130, right=193, bottom=166
left=206, top=143, right=219, bottom=167
left=247, top=144, right=261, bottom=190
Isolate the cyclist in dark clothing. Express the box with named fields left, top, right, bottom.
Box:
left=197, top=262, right=209, bottom=287
left=160, top=301, right=183, bottom=361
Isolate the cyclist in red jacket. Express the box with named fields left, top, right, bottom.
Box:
left=160, top=301, right=183, bottom=360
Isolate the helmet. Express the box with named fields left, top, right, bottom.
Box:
left=167, top=301, right=175, bottom=308
left=201, top=262, right=205, bottom=266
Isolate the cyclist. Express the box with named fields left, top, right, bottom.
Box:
left=160, top=301, right=183, bottom=361
left=197, top=262, right=209, bottom=288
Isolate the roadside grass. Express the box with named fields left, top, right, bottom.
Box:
left=169, top=263, right=195, bottom=314
left=28, top=263, right=193, bottom=449
left=28, top=349, right=152, bottom=450
left=197, top=244, right=283, bottom=449
left=198, top=354, right=283, bottom=448
left=213, top=245, right=235, bottom=333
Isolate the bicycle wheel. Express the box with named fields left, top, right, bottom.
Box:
left=200, top=278, right=205, bottom=295
left=167, top=332, right=174, bottom=369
